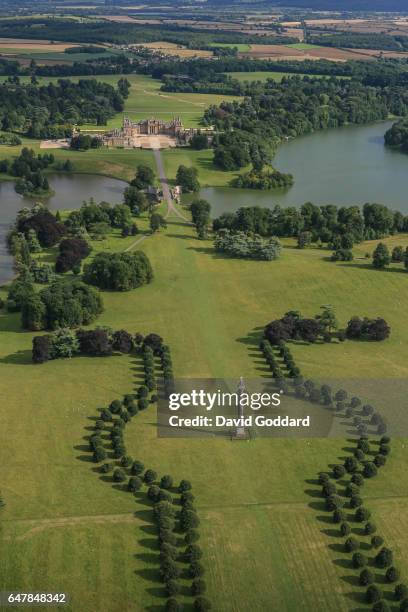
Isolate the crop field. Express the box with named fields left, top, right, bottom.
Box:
left=1, top=204, right=408, bottom=610
left=238, top=43, right=386, bottom=62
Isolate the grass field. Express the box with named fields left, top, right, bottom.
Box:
left=209, top=42, right=251, bottom=51
left=1, top=200, right=408, bottom=611
left=287, top=42, right=322, bottom=50
left=161, top=148, right=248, bottom=187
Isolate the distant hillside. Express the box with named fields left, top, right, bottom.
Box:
left=205, top=0, right=408, bottom=10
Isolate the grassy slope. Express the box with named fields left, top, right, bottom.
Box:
left=1, top=211, right=408, bottom=610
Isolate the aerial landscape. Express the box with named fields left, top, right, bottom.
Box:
left=1, top=0, right=408, bottom=611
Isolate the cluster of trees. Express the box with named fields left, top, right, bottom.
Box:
left=32, top=327, right=137, bottom=363
left=20, top=278, right=103, bottom=331
left=83, top=251, right=153, bottom=291
left=176, top=165, right=200, bottom=193
left=373, top=242, right=408, bottom=270
left=65, top=199, right=137, bottom=239
left=346, top=317, right=391, bottom=342
left=231, top=167, right=294, bottom=190
left=308, top=32, right=408, bottom=52
left=0, top=78, right=125, bottom=137
left=55, top=238, right=91, bottom=274
left=123, top=165, right=158, bottom=217
left=213, top=203, right=408, bottom=247
left=385, top=120, right=408, bottom=153
left=65, top=46, right=107, bottom=54
left=70, top=134, right=103, bottom=151
left=0, top=148, right=55, bottom=196
left=264, top=307, right=389, bottom=345
left=15, top=205, right=65, bottom=247
left=214, top=230, right=282, bottom=261
left=204, top=77, right=408, bottom=175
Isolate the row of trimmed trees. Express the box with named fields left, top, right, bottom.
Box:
left=86, top=338, right=210, bottom=610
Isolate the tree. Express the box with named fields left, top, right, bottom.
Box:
left=363, top=462, right=378, bottom=478
left=32, top=335, right=51, bottom=364
left=128, top=476, right=142, bottom=493
left=366, top=585, right=382, bottom=604
left=372, top=242, right=390, bottom=269
left=359, top=568, right=374, bottom=586
left=190, top=199, right=211, bottom=239
left=150, top=213, right=167, bottom=233
left=190, top=132, right=209, bottom=150
left=21, top=293, right=46, bottom=331
left=112, top=330, right=134, bottom=353
left=144, top=469, right=157, bottom=484
left=56, top=238, right=91, bottom=273
left=340, top=522, right=351, bottom=536
left=395, top=584, right=408, bottom=601
left=77, top=329, right=112, bottom=356
left=386, top=566, right=400, bottom=583
left=297, top=231, right=312, bottom=249
left=131, top=164, right=155, bottom=190
left=113, top=468, right=126, bottom=482
left=123, top=186, right=148, bottom=215
left=176, top=165, right=200, bottom=192
left=160, top=475, right=174, bottom=490
left=352, top=552, right=368, bottom=568
left=165, top=598, right=181, bottom=612
left=355, top=507, right=371, bottom=522
left=392, top=245, right=404, bottom=262
left=345, top=537, right=360, bottom=553
left=84, top=251, right=153, bottom=291
left=193, top=597, right=212, bottom=611
left=50, top=328, right=80, bottom=359
left=332, top=465, right=346, bottom=479
left=376, top=547, right=393, bottom=568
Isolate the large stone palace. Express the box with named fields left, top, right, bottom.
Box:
left=103, top=116, right=201, bottom=148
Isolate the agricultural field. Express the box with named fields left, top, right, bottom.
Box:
left=132, top=42, right=213, bottom=58
left=238, top=43, right=396, bottom=61
left=1, top=207, right=408, bottom=610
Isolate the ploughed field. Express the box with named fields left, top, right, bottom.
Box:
left=1, top=202, right=408, bottom=610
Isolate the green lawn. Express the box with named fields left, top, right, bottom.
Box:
left=288, top=42, right=322, bottom=50
left=209, top=42, right=251, bottom=52
left=1, top=205, right=408, bottom=610
left=162, top=148, right=249, bottom=187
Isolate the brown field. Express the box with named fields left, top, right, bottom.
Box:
left=133, top=41, right=213, bottom=58
left=0, top=38, right=81, bottom=51
left=239, top=43, right=395, bottom=62
left=306, top=17, right=408, bottom=36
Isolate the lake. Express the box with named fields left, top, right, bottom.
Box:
left=0, top=174, right=127, bottom=286
left=186, top=121, right=408, bottom=218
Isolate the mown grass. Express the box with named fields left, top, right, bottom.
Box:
left=1, top=209, right=408, bottom=610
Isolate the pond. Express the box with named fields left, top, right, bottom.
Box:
left=185, top=120, right=408, bottom=218
left=0, top=174, right=127, bottom=286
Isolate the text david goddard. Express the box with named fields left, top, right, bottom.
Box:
left=168, top=415, right=311, bottom=428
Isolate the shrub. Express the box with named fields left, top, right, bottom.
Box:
left=165, top=598, right=181, bottom=612
left=340, top=522, right=351, bottom=536
left=179, top=479, right=192, bottom=493
left=365, top=522, right=377, bottom=535
left=161, top=475, right=174, bottom=490
left=395, top=584, right=408, bottom=601
left=55, top=238, right=90, bottom=273
left=355, top=507, right=371, bottom=522
left=376, top=547, right=393, bottom=568
left=345, top=537, right=360, bottom=552
left=352, top=552, right=368, bottom=568
left=386, top=567, right=400, bottom=583
left=113, top=468, right=126, bottom=483
left=366, top=585, right=382, bottom=604
left=351, top=474, right=364, bottom=486
left=371, top=535, right=384, bottom=548
left=363, top=462, right=378, bottom=478
left=333, top=465, right=346, bottom=479
left=112, top=330, right=134, bottom=353
left=193, top=597, right=211, bottom=611
left=128, top=477, right=143, bottom=493
left=144, top=469, right=157, bottom=484
left=131, top=460, right=144, bottom=475
left=32, top=335, right=51, bottom=363
left=359, top=568, right=375, bottom=586
left=77, top=329, right=112, bottom=356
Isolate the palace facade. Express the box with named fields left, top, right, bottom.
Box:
left=103, top=116, right=192, bottom=148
